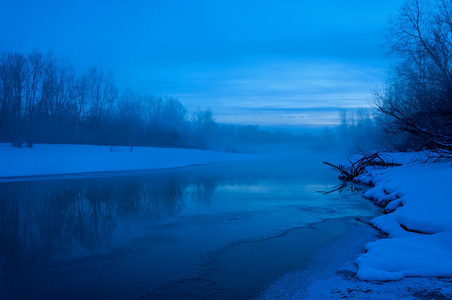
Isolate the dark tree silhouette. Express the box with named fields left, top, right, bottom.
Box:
left=375, top=0, right=452, bottom=152
left=0, top=49, right=327, bottom=151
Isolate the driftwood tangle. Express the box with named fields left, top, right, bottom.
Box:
left=323, top=152, right=400, bottom=181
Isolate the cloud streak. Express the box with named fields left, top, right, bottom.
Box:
left=0, top=0, right=403, bottom=126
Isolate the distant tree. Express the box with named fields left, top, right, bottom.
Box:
left=115, top=88, right=143, bottom=148
left=191, top=108, right=217, bottom=148
left=74, top=72, right=89, bottom=141
left=58, top=61, right=79, bottom=141
left=36, top=50, right=61, bottom=143
left=375, top=0, right=452, bottom=152
left=143, top=95, right=164, bottom=137
left=24, top=49, right=44, bottom=147
left=337, top=108, right=378, bottom=153
left=0, top=52, right=28, bottom=147
left=0, top=49, right=325, bottom=151
left=192, top=108, right=216, bottom=133
left=84, top=66, right=118, bottom=127
left=235, top=125, right=261, bottom=143
left=162, top=97, right=187, bottom=137
left=82, top=66, right=118, bottom=143
left=337, top=109, right=354, bottom=151
left=143, top=96, right=187, bottom=146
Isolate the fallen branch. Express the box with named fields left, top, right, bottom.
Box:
left=323, top=152, right=400, bottom=181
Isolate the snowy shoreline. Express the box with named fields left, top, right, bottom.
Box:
left=354, top=152, right=452, bottom=282
left=3, top=144, right=452, bottom=296
left=0, top=143, right=257, bottom=179
left=307, top=151, right=452, bottom=298
left=261, top=152, right=452, bottom=299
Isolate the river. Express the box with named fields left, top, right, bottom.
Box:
left=0, top=156, right=380, bottom=299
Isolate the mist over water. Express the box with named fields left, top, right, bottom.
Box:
left=0, top=155, right=379, bottom=299
left=0, top=0, right=427, bottom=298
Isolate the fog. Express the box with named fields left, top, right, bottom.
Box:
left=0, top=0, right=405, bottom=153
left=0, top=49, right=370, bottom=155
left=4, top=1, right=452, bottom=299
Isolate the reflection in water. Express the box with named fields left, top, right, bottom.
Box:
left=0, top=158, right=380, bottom=299
left=0, top=173, right=216, bottom=270
left=321, top=181, right=362, bottom=194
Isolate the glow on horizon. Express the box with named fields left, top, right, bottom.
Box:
left=161, top=59, right=382, bottom=126
left=0, top=0, right=403, bottom=127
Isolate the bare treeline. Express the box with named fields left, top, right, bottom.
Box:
left=0, top=49, right=194, bottom=148
left=375, top=0, right=452, bottom=152
left=0, top=49, right=322, bottom=151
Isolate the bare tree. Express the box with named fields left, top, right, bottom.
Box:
left=162, top=97, right=187, bottom=137
left=191, top=108, right=217, bottom=148
left=192, top=108, right=216, bottom=134
left=116, top=88, right=143, bottom=148
left=376, top=0, right=452, bottom=151
left=0, top=52, right=28, bottom=147
left=143, top=94, right=163, bottom=132
left=24, top=49, right=44, bottom=147
left=84, top=66, right=118, bottom=127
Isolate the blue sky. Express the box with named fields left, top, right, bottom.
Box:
left=0, top=0, right=403, bottom=127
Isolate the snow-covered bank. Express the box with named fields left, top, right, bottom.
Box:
left=259, top=152, right=452, bottom=299
left=260, top=220, right=452, bottom=299
left=0, top=143, right=257, bottom=178
left=355, top=153, right=452, bottom=281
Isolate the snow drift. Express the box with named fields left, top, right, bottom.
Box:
left=355, top=155, right=452, bottom=281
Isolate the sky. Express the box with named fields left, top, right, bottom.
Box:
left=0, top=0, right=403, bottom=128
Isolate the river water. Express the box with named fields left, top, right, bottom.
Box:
left=0, top=157, right=380, bottom=299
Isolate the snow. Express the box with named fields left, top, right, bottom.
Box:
left=3, top=143, right=452, bottom=287
left=355, top=154, right=452, bottom=281
left=0, top=143, right=257, bottom=179
left=261, top=151, right=452, bottom=298
left=260, top=221, right=452, bottom=299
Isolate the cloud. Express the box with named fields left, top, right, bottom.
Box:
left=142, top=58, right=383, bottom=126
left=0, top=0, right=401, bottom=126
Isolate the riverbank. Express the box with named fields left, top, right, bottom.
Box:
left=0, top=143, right=256, bottom=179
left=355, top=152, right=452, bottom=282
left=260, top=219, right=452, bottom=299
left=260, top=151, right=452, bottom=299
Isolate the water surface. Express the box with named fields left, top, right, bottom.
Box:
left=0, top=157, right=380, bottom=299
